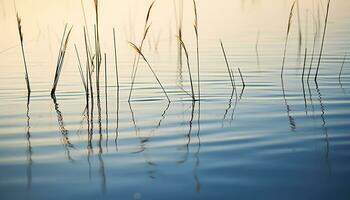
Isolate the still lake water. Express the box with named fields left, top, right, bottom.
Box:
left=0, top=0, right=350, bottom=199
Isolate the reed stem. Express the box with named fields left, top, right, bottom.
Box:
left=315, top=0, right=331, bottom=81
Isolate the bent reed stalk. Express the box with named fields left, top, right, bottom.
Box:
left=129, top=1, right=155, bottom=102
left=178, top=37, right=196, bottom=101
left=128, top=42, right=170, bottom=102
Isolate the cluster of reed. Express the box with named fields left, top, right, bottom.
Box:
left=14, top=0, right=246, bottom=106
left=15, top=0, right=344, bottom=106
left=282, top=0, right=334, bottom=83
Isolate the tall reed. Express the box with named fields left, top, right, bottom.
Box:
left=51, top=25, right=73, bottom=97
left=178, top=38, right=196, bottom=101
left=193, top=0, right=200, bottom=100
left=281, top=0, right=296, bottom=78
left=16, top=13, right=31, bottom=94
left=84, top=28, right=93, bottom=104
left=113, top=28, right=119, bottom=89
left=307, top=20, right=318, bottom=81
left=219, top=40, right=234, bottom=88
left=128, top=42, right=170, bottom=102
left=315, top=0, right=331, bottom=81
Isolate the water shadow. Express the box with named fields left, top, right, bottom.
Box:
left=315, top=82, right=331, bottom=173
left=193, top=100, right=201, bottom=192
left=281, top=78, right=296, bottom=131
left=51, top=95, right=75, bottom=161
left=25, top=96, right=32, bottom=190
left=178, top=101, right=195, bottom=164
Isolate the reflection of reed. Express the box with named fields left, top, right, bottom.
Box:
left=133, top=101, right=172, bottom=179
left=307, top=81, right=316, bottom=121
left=178, top=101, right=195, bottom=164
left=230, top=88, right=239, bottom=125
left=338, top=53, right=346, bottom=94
left=25, top=96, right=32, bottom=190
left=98, top=133, right=106, bottom=192
left=193, top=100, right=201, bottom=192
left=128, top=102, right=139, bottom=137
left=222, top=88, right=235, bottom=127
left=97, top=81, right=103, bottom=154
left=115, top=86, right=119, bottom=151
left=302, top=48, right=308, bottom=115
left=52, top=96, right=75, bottom=161
left=239, top=82, right=245, bottom=101
left=315, top=82, right=330, bottom=170
left=255, top=31, right=260, bottom=70
left=281, top=78, right=296, bottom=131
left=87, top=109, right=93, bottom=182
left=177, top=42, right=184, bottom=87
left=152, top=101, right=171, bottom=134
left=97, top=82, right=107, bottom=192
left=75, top=106, right=88, bottom=137
left=104, top=53, right=109, bottom=150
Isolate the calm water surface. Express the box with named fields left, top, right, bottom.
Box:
left=0, top=0, right=350, bottom=199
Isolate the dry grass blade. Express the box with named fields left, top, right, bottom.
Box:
left=315, top=0, right=331, bottom=81
left=281, top=0, right=296, bottom=78
left=128, top=42, right=170, bottom=102
left=16, top=12, right=31, bottom=94
left=220, top=40, right=234, bottom=88
left=177, top=37, right=196, bottom=101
